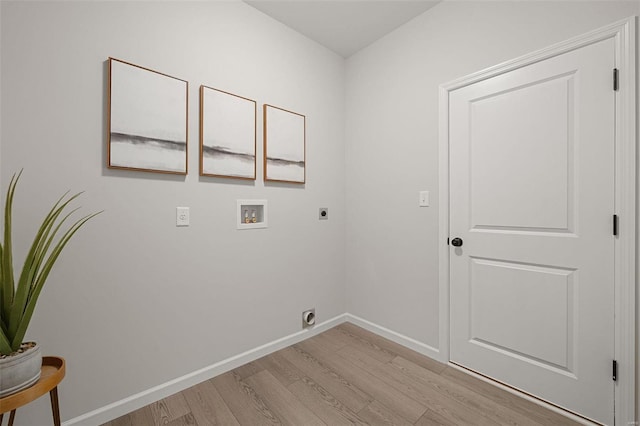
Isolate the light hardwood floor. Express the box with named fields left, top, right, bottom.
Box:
left=103, top=323, right=580, bottom=426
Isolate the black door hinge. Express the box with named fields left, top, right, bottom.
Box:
left=613, top=68, right=619, bottom=91
left=613, top=214, right=618, bottom=236
left=447, top=238, right=450, bottom=246
left=613, top=360, right=618, bottom=381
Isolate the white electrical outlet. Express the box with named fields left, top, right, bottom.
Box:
left=176, top=207, right=190, bottom=226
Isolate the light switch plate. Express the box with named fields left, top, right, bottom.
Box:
left=419, top=191, right=430, bottom=207
left=176, top=207, right=190, bottom=226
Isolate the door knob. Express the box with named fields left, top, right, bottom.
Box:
left=451, top=237, right=463, bottom=247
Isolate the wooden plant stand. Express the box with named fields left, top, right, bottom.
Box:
left=0, top=356, right=65, bottom=426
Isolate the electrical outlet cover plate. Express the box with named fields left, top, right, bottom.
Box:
left=176, top=207, right=190, bottom=226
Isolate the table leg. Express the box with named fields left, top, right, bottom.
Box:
left=49, top=387, right=61, bottom=426
left=7, top=410, right=16, bottom=426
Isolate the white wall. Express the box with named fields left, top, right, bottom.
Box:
left=0, top=1, right=345, bottom=424
left=2, top=0, right=638, bottom=423
left=345, top=0, right=638, bottom=413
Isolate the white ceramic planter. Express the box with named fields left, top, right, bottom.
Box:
left=0, top=342, right=42, bottom=397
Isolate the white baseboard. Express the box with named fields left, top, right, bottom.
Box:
left=63, top=313, right=442, bottom=425
left=66, top=312, right=613, bottom=426
left=63, top=313, right=348, bottom=426
left=344, top=313, right=441, bottom=361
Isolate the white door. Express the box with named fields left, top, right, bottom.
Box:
left=449, top=37, right=615, bottom=424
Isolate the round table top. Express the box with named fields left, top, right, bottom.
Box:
left=0, top=356, right=65, bottom=414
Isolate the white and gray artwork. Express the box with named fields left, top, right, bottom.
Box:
left=264, top=105, right=305, bottom=183
left=200, top=87, right=256, bottom=179
left=108, top=58, right=188, bottom=174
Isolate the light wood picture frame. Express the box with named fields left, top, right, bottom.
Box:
left=263, top=104, right=306, bottom=184
left=200, top=86, right=257, bottom=180
left=107, top=58, right=188, bottom=175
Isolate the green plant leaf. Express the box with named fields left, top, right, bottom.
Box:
left=0, top=317, right=8, bottom=339
left=7, top=192, right=82, bottom=339
left=0, top=328, right=12, bottom=354
left=0, top=171, right=100, bottom=354
left=26, top=207, right=81, bottom=303
left=10, top=211, right=101, bottom=350
left=0, top=242, right=4, bottom=328
left=1, top=171, right=21, bottom=320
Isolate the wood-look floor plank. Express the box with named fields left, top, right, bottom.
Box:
left=337, top=322, right=448, bottom=374
left=149, top=392, right=191, bottom=426
left=102, top=413, right=132, bottom=426
left=233, top=361, right=263, bottom=380
left=165, top=412, right=197, bottom=426
left=441, top=367, right=580, bottom=426
left=244, top=370, right=325, bottom=426
left=298, top=338, right=427, bottom=423
left=357, top=401, right=412, bottom=426
left=391, top=356, right=542, bottom=426
left=128, top=406, right=155, bottom=425
left=414, top=408, right=458, bottom=426
left=280, top=345, right=372, bottom=412
left=183, top=379, right=240, bottom=426
left=337, top=344, right=496, bottom=426
left=211, top=371, right=282, bottom=426
left=310, top=329, right=351, bottom=353
left=326, top=325, right=397, bottom=363
left=288, top=376, right=369, bottom=426
left=101, top=324, right=584, bottom=426
left=254, top=351, right=304, bottom=387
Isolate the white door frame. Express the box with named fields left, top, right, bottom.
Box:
left=438, top=17, right=636, bottom=425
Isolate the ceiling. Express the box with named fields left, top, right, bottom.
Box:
left=244, top=1, right=440, bottom=57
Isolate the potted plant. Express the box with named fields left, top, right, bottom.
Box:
left=0, top=171, right=100, bottom=397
